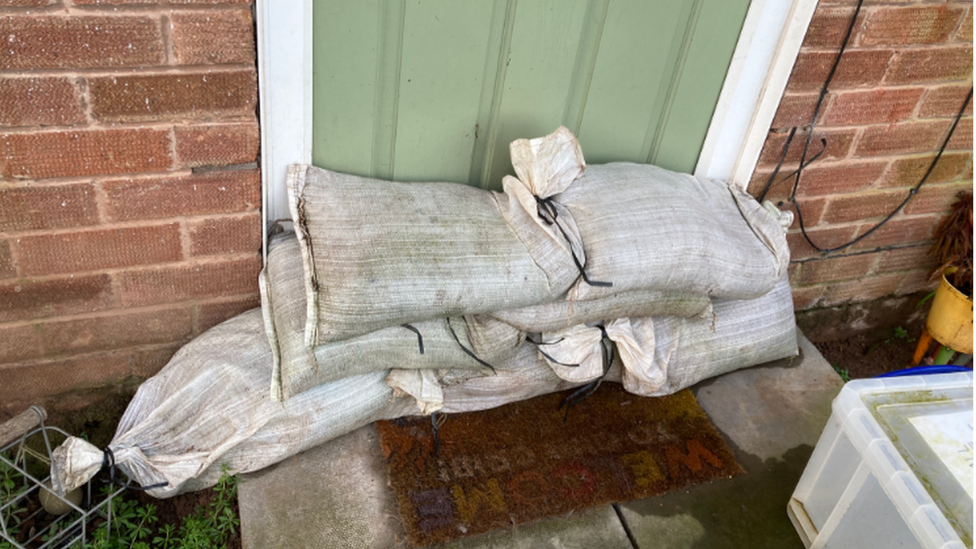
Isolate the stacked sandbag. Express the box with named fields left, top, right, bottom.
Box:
left=275, top=125, right=794, bottom=408
left=388, top=275, right=797, bottom=416
left=261, top=232, right=524, bottom=401
left=50, top=310, right=591, bottom=497
left=52, top=126, right=800, bottom=497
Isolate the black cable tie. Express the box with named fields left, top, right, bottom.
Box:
left=526, top=335, right=580, bottom=367
left=401, top=324, right=424, bottom=355
left=446, top=317, right=496, bottom=373
left=557, top=325, right=614, bottom=423
left=534, top=195, right=612, bottom=288
left=100, top=448, right=168, bottom=492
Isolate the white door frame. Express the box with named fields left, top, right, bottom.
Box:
left=255, top=0, right=819, bottom=260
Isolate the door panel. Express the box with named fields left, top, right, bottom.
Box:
left=312, top=0, right=751, bottom=189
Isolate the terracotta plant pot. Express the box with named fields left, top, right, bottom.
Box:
left=925, top=268, right=973, bottom=355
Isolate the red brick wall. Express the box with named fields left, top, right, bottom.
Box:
left=750, top=0, right=973, bottom=339
left=0, top=0, right=261, bottom=414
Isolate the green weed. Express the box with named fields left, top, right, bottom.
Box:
left=832, top=364, right=852, bottom=383
left=86, top=467, right=239, bottom=549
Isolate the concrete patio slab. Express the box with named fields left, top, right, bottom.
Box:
left=618, top=333, right=844, bottom=549
left=240, top=331, right=844, bottom=549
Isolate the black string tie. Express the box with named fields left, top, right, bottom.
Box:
left=534, top=195, right=612, bottom=288
left=558, top=325, right=614, bottom=423
left=527, top=335, right=581, bottom=368
left=401, top=324, right=424, bottom=355
left=100, top=448, right=168, bottom=491
left=446, top=317, right=496, bottom=373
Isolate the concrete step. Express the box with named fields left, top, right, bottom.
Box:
left=239, top=331, right=843, bottom=548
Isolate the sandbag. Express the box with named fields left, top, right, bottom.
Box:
left=52, top=309, right=418, bottom=498
left=557, top=162, right=791, bottom=301
left=533, top=275, right=798, bottom=396
left=638, top=274, right=798, bottom=396
left=491, top=289, right=711, bottom=333
left=261, top=232, right=524, bottom=401
left=387, top=342, right=614, bottom=415
left=287, top=158, right=580, bottom=345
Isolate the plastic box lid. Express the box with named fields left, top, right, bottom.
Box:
left=832, top=372, right=973, bottom=549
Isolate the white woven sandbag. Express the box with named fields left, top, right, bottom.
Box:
left=261, top=232, right=523, bottom=401
left=557, top=162, right=791, bottom=301
left=532, top=276, right=797, bottom=396
left=287, top=163, right=580, bottom=346
left=52, top=309, right=417, bottom=498
left=387, top=343, right=618, bottom=416
left=638, top=275, right=797, bottom=396
left=491, top=289, right=711, bottom=333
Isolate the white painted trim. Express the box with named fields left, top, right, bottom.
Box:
left=696, top=0, right=819, bottom=191
left=256, top=0, right=313, bottom=261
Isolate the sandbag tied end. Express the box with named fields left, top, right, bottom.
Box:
left=501, top=126, right=610, bottom=289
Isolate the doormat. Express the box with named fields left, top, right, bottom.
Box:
left=376, top=383, right=742, bottom=546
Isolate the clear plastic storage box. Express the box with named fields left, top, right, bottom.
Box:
left=789, top=372, right=973, bottom=549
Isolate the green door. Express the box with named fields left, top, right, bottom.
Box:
left=312, top=0, right=751, bottom=190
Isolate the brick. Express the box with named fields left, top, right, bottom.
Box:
left=855, top=120, right=951, bottom=157
left=885, top=46, right=973, bottom=84
left=786, top=50, right=894, bottom=93
left=195, top=294, right=260, bottom=334
left=791, top=285, right=825, bottom=311
left=0, top=274, right=114, bottom=323
left=879, top=153, right=970, bottom=188
left=76, top=0, right=248, bottom=4
left=801, top=7, right=866, bottom=49
left=0, top=16, right=163, bottom=70
left=918, top=85, right=974, bottom=119
left=821, top=189, right=906, bottom=223
left=19, top=223, right=183, bottom=276
left=946, top=117, right=972, bottom=150
left=88, top=70, right=257, bottom=123
left=0, top=77, right=84, bottom=127
left=130, top=344, right=181, bottom=378
left=784, top=198, right=826, bottom=230
left=770, top=93, right=825, bottom=129
left=0, top=128, right=172, bottom=179
left=956, top=8, right=972, bottom=41
left=1, top=0, right=56, bottom=6
left=860, top=6, right=965, bottom=46
left=0, top=324, right=43, bottom=364
left=0, top=241, right=14, bottom=279
left=756, top=128, right=856, bottom=166
left=189, top=213, right=262, bottom=256
left=850, top=215, right=937, bottom=249
left=822, top=273, right=903, bottom=306
left=788, top=225, right=860, bottom=259
left=175, top=122, right=259, bottom=168
left=120, top=257, right=261, bottom=307
left=822, top=88, right=924, bottom=126
left=171, top=9, right=255, bottom=65
left=873, top=245, right=937, bottom=274
left=904, top=181, right=974, bottom=215
left=0, top=353, right=133, bottom=406
left=795, top=160, right=887, bottom=196
left=895, top=268, right=939, bottom=295
left=0, top=183, right=98, bottom=232
left=104, top=169, right=260, bottom=221
left=39, top=307, right=193, bottom=358
left=796, top=254, right=877, bottom=285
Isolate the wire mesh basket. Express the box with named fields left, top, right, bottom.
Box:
left=0, top=407, right=125, bottom=549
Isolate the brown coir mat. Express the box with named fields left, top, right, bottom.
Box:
left=376, top=383, right=742, bottom=546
